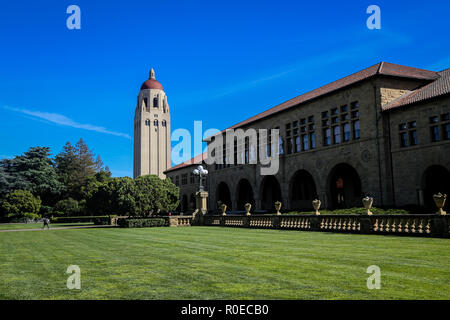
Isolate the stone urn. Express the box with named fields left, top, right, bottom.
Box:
left=362, top=196, right=373, bottom=215
left=274, top=201, right=282, bottom=215
left=312, top=199, right=321, bottom=215
left=433, top=193, right=447, bottom=215
left=244, top=203, right=252, bottom=216
left=220, top=203, right=227, bottom=216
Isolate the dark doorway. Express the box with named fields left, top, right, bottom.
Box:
left=290, top=170, right=317, bottom=210
left=422, top=165, right=450, bottom=210
left=182, top=194, right=188, bottom=212
left=328, top=163, right=362, bottom=209
left=189, top=194, right=196, bottom=211
left=260, top=176, right=282, bottom=212
left=216, top=182, right=232, bottom=210
left=236, top=179, right=255, bottom=211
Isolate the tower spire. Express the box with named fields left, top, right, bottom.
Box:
left=149, top=68, right=155, bottom=79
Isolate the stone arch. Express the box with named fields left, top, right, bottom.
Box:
left=260, top=175, right=282, bottom=212
left=289, top=170, right=317, bottom=210
left=236, top=179, right=255, bottom=211
left=421, top=165, right=450, bottom=210
left=216, top=181, right=232, bottom=210
left=327, top=163, right=362, bottom=209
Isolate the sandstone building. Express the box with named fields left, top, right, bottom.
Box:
left=134, top=68, right=171, bottom=179
left=165, top=62, right=450, bottom=213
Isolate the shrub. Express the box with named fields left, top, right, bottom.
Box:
left=52, top=198, right=80, bottom=216
left=1, top=190, right=41, bottom=220
left=50, top=215, right=112, bottom=223
left=117, top=218, right=166, bottom=228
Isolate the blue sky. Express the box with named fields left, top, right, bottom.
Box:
left=0, top=0, right=449, bottom=177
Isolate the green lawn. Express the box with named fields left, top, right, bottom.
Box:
left=0, top=226, right=448, bottom=300
left=0, top=222, right=93, bottom=230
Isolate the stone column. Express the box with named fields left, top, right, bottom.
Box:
left=195, top=191, right=209, bottom=215
left=193, top=191, right=208, bottom=225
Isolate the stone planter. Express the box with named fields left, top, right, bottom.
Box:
left=433, top=193, right=447, bottom=215
left=274, top=201, right=282, bottom=215
left=312, top=199, right=321, bottom=215
left=244, top=203, right=252, bottom=216
left=362, top=196, right=373, bottom=215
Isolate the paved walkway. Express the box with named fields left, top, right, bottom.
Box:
left=0, top=225, right=115, bottom=232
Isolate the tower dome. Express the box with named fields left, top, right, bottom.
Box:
left=140, top=68, right=164, bottom=91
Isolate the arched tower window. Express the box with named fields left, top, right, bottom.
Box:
left=153, top=119, right=158, bottom=126
left=162, top=120, right=167, bottom=127
left=145, top=119, right=150, bottom=126
left=153, top=97, right=159, bottom=108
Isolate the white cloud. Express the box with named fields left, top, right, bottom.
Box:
left=4, top=106, right=131, bottom=139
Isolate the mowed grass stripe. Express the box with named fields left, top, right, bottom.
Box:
left=0, top=227, right=448, bottom=299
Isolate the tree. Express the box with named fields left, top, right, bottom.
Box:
left=1, top=190, right=41, bottom=220
left=0, top=147, right=64, bottom=207
left=53, top=198, right=80, bottom=216
left=87, top=177, right=136, bottom=216
left=133, top=175, right=179, bottom=216
left=55, top=139, right=107, bottom=200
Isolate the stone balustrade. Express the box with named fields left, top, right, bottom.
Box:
left=202, top=214, right=449, bottom=238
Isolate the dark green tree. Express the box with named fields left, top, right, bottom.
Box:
left=0, top=147, right=64, bottom=207
left=133, top=175, right=179, bottom=216
left=87, top=177, right=136, bottom=216
left=55, top=139, right=107, bottom=200
left=53, top=198, right=80, bottom=216
left=1, top=190, right=41, bottom=220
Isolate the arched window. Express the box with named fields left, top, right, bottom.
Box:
left=153, top=120, right=158, bottom=126
left=145, top=119, right=150, bottom=126
left=153, top=97, right=159, bottom=108
left=162, top=120, right=167, bottom=127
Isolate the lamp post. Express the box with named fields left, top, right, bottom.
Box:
left=193, top=165, right=208, bottom=192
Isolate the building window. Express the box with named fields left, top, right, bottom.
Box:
left=162, top=120, right=167, bottom=127
left=310, top=132, right=316, bottom=149
left=323, top=128, right=331, bottom=146
left=400, top=132, right=408, bottom=147
left=343, top=123, right=351, bottom=142
left=408, top=121, right=417, bottom=145
left=353, top=120, right=360, bottom=140
left=277, top=129, right=284, bottom=155
left=302, top=134, right=309, bottom=151
left=333, top=126, right=341, bottom=144
left=181, top=174, right=187, bottom=185
left=190, top=172, right=195, bottom=184
left=145, top=119, right=150, bottom=126
left=295, top=136, right=301, bottom=152
left=399, top=120, right=418, bottom=147
left=153, top=97, right=159, bottom=108
left=153, top=120, right=158, bottom=126
left=444, top=123, right=450, bottom=140
left=175, top=175, right=180, bottom=186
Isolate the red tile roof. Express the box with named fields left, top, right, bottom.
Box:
left=167, top=62, right=443, bottom=173
left=383, top=68, right=450, bottom=110
left=165, top=152, right=207, bottom=173
left=204, top=62, right=438, bottom=141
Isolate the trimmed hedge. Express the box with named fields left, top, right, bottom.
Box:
left=117, top=218, right=166, bottom=228
left=50, top=216, right=113, bottom=223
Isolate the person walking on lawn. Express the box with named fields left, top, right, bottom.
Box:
left=42, top=218, right=50, bottom=230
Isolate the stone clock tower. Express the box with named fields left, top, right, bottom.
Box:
left=133, top=68, right=171, bottom=179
